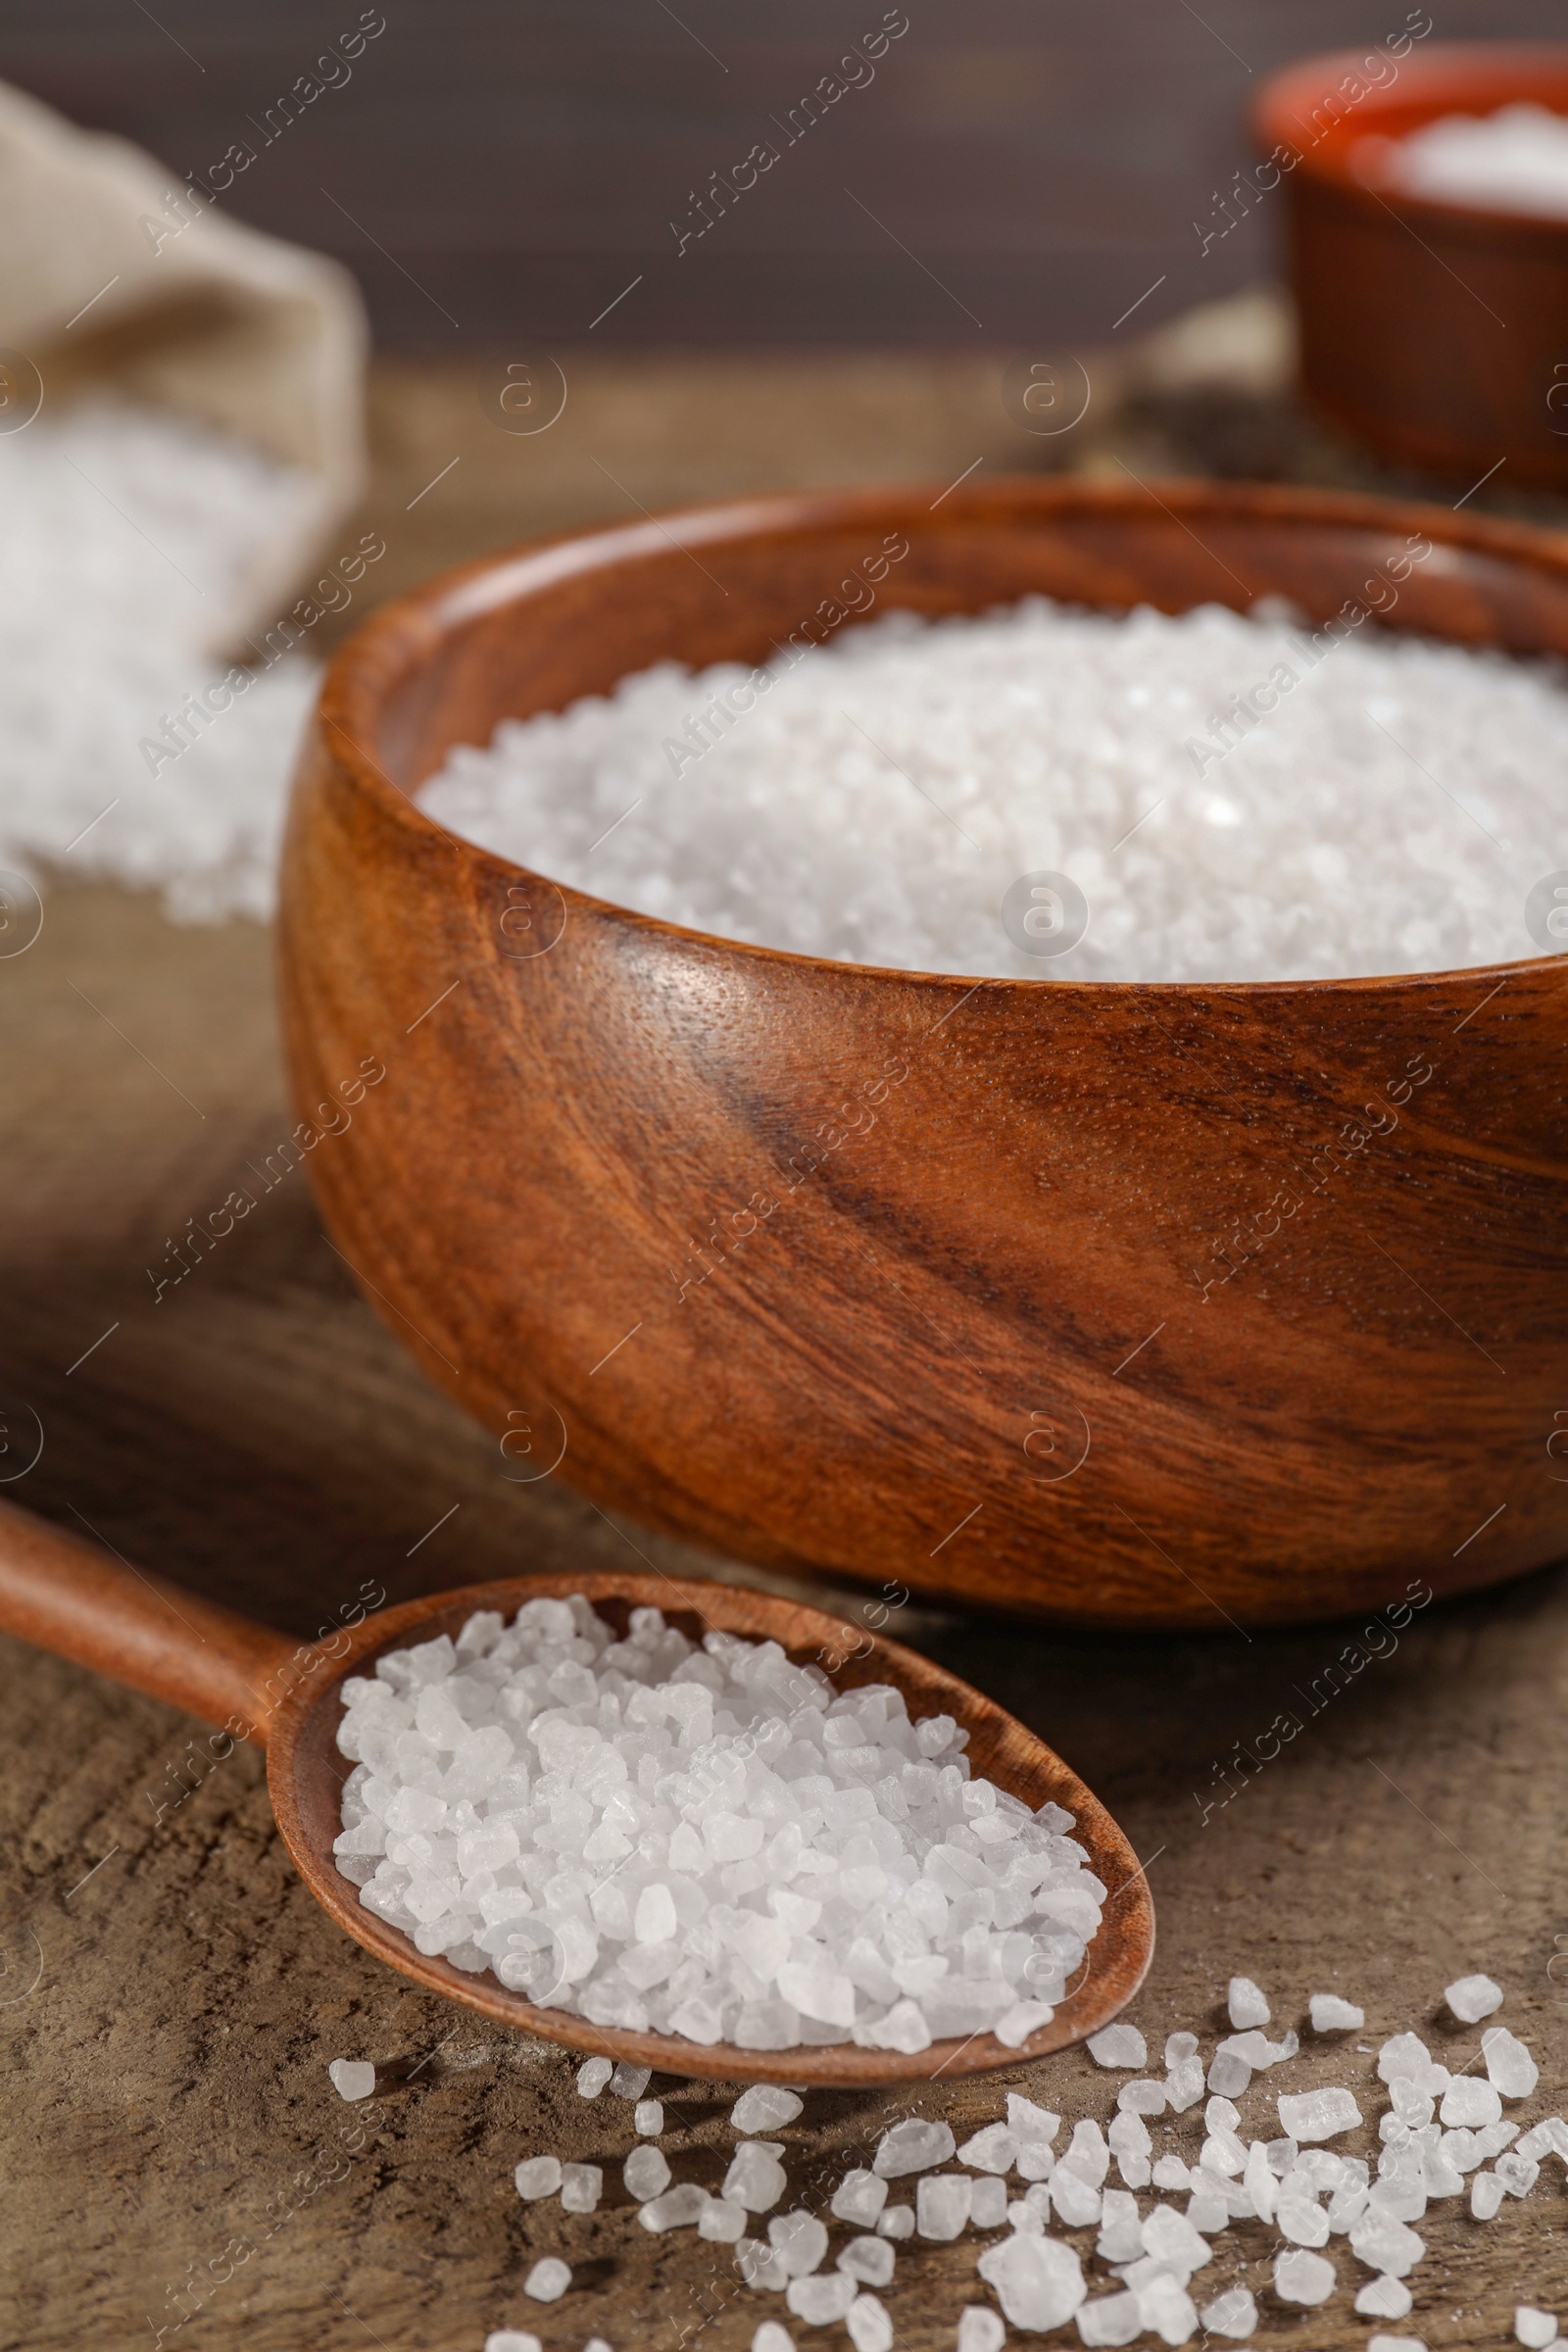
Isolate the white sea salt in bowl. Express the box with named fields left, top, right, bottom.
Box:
left=282, top=476, right=1568, bottom=1628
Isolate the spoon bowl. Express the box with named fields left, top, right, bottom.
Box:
left=0, top=1500, right=1152, bottom=2083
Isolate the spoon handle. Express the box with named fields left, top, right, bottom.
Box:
left=0, top=1498, right=295, bottom=1744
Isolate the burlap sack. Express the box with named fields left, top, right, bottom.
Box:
left=0, top=75, right=368, bottom=651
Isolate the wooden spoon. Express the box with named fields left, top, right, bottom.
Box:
left=0, top=1498, right=1153, bottom=2083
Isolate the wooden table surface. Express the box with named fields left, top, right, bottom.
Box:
left=2, top=342, right=1566, bottom=2352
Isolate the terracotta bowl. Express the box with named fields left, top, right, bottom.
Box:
left=280, top=476, right=1568, bottom=1629
left=1255, top=43, right=1568, bottom=488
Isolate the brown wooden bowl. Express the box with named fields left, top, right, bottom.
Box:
left=280, top=474, right=1568, bottom=1629
left=1255, top=43, right=1568, bottom=488
left=0, top=1499, right=1152, bottom=2084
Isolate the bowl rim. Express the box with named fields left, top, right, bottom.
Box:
left=313, top=470, right=1568, bottom=1002
left=1253, top=39, right=1568, bottom=238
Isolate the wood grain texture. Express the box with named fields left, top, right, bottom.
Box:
left=281, top=475, right=1568, bottom=1631
left=1259, top=43, right=1568, bottom=488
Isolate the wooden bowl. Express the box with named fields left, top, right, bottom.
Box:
left=280, top=475, right=1568, bottom=1629
left=1255, top=43, right=1568, bottom=488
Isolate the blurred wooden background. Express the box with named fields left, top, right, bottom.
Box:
left=0, top=0, right=1563, bottom=347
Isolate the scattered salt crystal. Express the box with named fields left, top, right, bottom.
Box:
left=831, top=2171, right=888, bottom=2227
left=700, top=2197, right=748, bottom=2242
left=1088, top=2024, right=1147, bottom=2068
left=737, top=2239, right=791, bottom=2292
left=1484, top=2027, right=1540, bottom=2099
left=959, top=2124, right=1018, bottom=2174
left=577, top=2057, right=612, bottom=2099
left=623, top=2146, right=671, bottom=2202
left=611, top=2063, right=652, bottom=2100
left=978, top=2230, right=1087, bottom=2329
left=1378, top=2034, right=1448, bottom=2093
left=768, top=2211, right=828, bottom=2277
left=1152, top=2154, right=1192, bottom=2191
left=1279, top=2087, right=1362, bottom=2142
left=1310, top=1994, right=1365, bottom=2033
left=1516, top=2310, right=1559, bottom=2348
left=1368, top=2337, right=1428, bottom=2352
left=1273, top=2247, right=1336, bottom=2306
left=837, top=2235, right=896, bottom=2287
left=917, top=2174, right=972, bottom=2239
left=1227, top=1977, right=1269, bottom=2029
left=328, top=2059, right=375, bottom=2102
left=1051, top=2170, right=1102, bottom=2228
left=634, top=2099, right=664, bottom=2136
left=1206, top=2051, right=1250, bottom=2098
left=733, top=2086, right=804, bottom=2133
left=561, top=2162, right=602, bottom=2214
left=1117, top=2079, right=1167, bottom=2115
left=875, top=2204, right=914, bottom=2239
left=1275, top=2184, right=1330, bottom=2246
left=485, top=2333, right=541, bottom=2352
left=753, top=2325, right=795, bottom=2352
left=846, top=2294, right=893, bottom=2352
left=1078, top=2290, right=1144, bottom=2346
left=956, top=2310, right=1005, bottom=2352
left=641, top=2183, right=709, bottom=2231
left=1441, top=2078, right=1501, bottom=2129
left=1350, top=2213, right=1425, bottom=2277
left=1143, top=2203, right=1211, bottom=2277
left=874, top=2119, right=956, bottom=2177
left=1470, top=2171, right=1505, bottom=2221
left=786, top=2273, right=857, bottom=2325
left=725, top=2142, right=787, bottom=2212
left=522, top=2258, right=571, bottom=2303
left=514, top=2156, right=563, bottom=2201
left=970, top=2176, right=1008, bottom=2229
left=1200, top=2286, right=1257, bottom=2338
left=1357, top=2276, right=1415, bottom=2319
left=1060, top=2119, right=1110, bottom=2188
left=1446, top=1973, right=1502, bottom=2024
left=1497, top=2150, right=1542, bottom=2198
left=1007, top=2093, right=1060, bottom=2147
left=1165, top=2058, right=1205, bottom=2113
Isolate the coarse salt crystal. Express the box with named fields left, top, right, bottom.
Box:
left=875, top=2203, right=914, bottom=2239
left=978, top=2230, right=1087, bottom=2330
left=1200, top=2287, right=1257, bottom=2338
left=562, top=2163, right=602, bottom=2213
left=634, top=2099, right=663, bottom=2136
left=1446, top=1973, right=1502, bottom=2023
left=1484, top=2027, right=1540, bottom=2098
left=752, top=2325, right=795, bottom=2352
left=485, top=2333, right=541, bottom=2352
left=831, top=2170, right=888, bottom=2226
left=514, top=2156, right=562, bottom=2200
left=522, top=2258, right=570, bottom=2303
left=838, top=2235, right=896, bottom=2287
left=917, top=2174, right=972, bottom=2239
left=1357, top=2276, right=1415, bottom=2319
left=1077, top=2291, right=1144, bottom=2346
left=328, top=2059, right=374, bottom=2102
left=1227, top=1977, right=1269, bottom=2029
left=957, top=2309, right=1005, bottom=2352
left=1278, top=2087, right=1362, bottom=2141
left=640, top=2183, right=709, bottom=2231
left=611, top=2063, right=652, bottom=2099
left=786, top=2273, right=857, bottom=2325
left=1088, top=2023, right=1147, bottom=2068
left=873, top=2118, right=956, bottom=2178
left=1516, top=2310, right=1559, bottom=2348
left=624, top=2146, right=671, bottom=2202
left=576, top=2057, right=612, bottom=2098
left=846, top=2294, right=893, bottom=2352
left=1273, top=2248, right=1336, bottom=2306
left=1310, top=1993, right=1365, bottom=2033
left=733, top=2085, right=804, bottom=2133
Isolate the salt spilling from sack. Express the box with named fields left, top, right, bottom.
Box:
left=417, top=594, right=1568, bottom=982
left=0, top=398, right=320, bottom=919
left=331, top=1593, right=1103, bottom=2053
left=1367, top=103, right=1568, bottom=220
